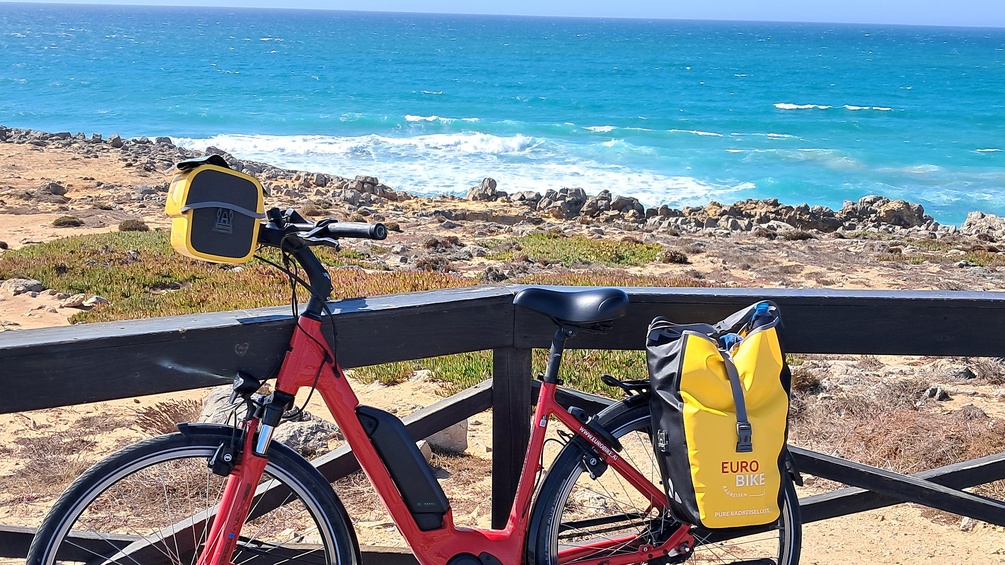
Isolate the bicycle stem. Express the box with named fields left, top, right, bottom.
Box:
left=258, top=214, right=333, bottom=318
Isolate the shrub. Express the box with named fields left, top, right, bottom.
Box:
left=118, top=219, right=149, bottom=232
left=53, top=215, right=84, bottom=227
left=659, top=249, right=690, bottom=264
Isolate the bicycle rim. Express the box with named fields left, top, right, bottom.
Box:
left=30, top=433, right=347, bottom=565
left=533, top=401, right=800, bottom=564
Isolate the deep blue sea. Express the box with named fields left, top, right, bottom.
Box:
left=2, top=4, right=1004, bottom=225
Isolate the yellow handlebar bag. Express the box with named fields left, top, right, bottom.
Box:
left=647, top=301, right=791, bottom=529
left=166, top=159, right=265, bottom=264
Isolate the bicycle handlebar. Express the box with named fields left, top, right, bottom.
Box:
left=322, top=221, right=388, bottom=241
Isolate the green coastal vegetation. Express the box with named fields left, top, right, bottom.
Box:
left=0, top=229, right=698, bottom=396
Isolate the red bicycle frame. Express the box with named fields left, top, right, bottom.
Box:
left=204, top=314, right=692, bottom=565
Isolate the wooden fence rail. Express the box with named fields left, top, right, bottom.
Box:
left=3, top=285, right=1005, bottom=562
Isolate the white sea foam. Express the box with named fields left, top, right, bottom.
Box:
left=774, top=103, right=831, bottom=110
left=904, top=164, right=943, bottom=174
left=977, top=148, right=1002, bottom=153
left=669, top=129, right=723, bottom=137
left=173, top=132, right=743, bottom=208
left=405, top=114, right=454, bottom=123
left=586, top=125, right=616, bottom=133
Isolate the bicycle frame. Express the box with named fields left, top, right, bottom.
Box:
left=201, top=312, right=693, bottom=565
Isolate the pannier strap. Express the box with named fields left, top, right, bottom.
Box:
left=176, top=155, right=231, bottom=171
left=720, top=350, right=753, bottom=453
left=180, top=201, right=267, bottom=219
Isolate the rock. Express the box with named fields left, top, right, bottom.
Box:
left=154, top=136, right=173, bottom=145
left=538, top=188, right=587, bottom=220
left=59, top=293, right=88, bottom=308
left=483, top=265, right=509, bottom=282
left=1, top=278, right=44, bottom=296
left=426, top=420, right=468, bottom=453
left=511, top=191, right=542, bottom=207
left=82, top=295, right=110, bottom=307
left=108, top=134, right=124, bottom=148
left=925, top=386, right=951, bottom=401
left=466, top=178, right=500, bottom=201
left=960, top=516, right=977, bottom=532
left=877, top=199, right=925, bottom=228
left=922, top=358, right=976, bottom=380
left=199, top=386, right=238, bottom=424
left=581, top=190, right=613, bottom=217
left=38, top=181, right=67, bottom=196
left=416, top=439, right=433, bottom=463
left=962, top=211, right=1005, bottom=241
left=272, top=417, right=341, bottom=457
left=310, top=172, right=330, bottom=187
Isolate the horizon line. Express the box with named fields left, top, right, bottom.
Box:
left=6, top=1, right=1005, bottom=30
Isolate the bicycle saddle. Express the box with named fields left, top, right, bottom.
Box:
left=513, top=287, right=629, bottom=326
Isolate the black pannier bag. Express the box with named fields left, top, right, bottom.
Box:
left=647, top=301, right=792, bottom=529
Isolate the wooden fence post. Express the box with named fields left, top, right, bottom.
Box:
left=491, top=347, right=533, bottom=529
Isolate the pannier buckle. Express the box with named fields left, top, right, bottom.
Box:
left=736, top=421, right=753, bottom=453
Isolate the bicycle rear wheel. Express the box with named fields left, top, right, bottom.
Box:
left=528, top=396, right=801, bottom=564
left=27, top=425, right=359, bottom=565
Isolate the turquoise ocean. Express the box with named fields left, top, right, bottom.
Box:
left=2, top=3, right=1004, bottom=225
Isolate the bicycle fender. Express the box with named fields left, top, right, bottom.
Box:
left=177, top=422, right=240, bottom=436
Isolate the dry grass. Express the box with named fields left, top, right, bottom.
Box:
left=790, top=374, right=1005, bottom=499
left=133, top=398, right=203, bottom=436
left=969, top=357, right=1005, bottom=385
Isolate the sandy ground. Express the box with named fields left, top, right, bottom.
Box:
left=2, top=141, right=1005, bottom=563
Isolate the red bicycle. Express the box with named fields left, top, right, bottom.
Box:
left=27, top=207, right=801, bottom=564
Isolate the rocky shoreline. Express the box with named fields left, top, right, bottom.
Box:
left=5, top=125, right=1005, bottom=241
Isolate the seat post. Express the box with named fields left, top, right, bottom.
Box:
left=542, top=325, right=575, bottom=385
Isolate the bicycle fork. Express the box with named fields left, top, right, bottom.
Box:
left=196, top=418, right=270, bottom=565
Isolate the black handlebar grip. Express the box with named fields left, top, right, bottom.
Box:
left=326, top=222, right=388, bottom=240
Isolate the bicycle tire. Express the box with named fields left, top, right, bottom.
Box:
left=27, top=425, right=360, bottom=565
left=527, top=395, right=801, bottom=564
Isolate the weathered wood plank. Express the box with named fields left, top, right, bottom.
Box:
left=797, top=450, right=1005, bottom=523
left=0, top=286, right=514, bottom=413
left=515, top=287, right=1005, bottom=356
left=794, top=447, right=1005, bottom=526
left=490, top=347, right=533, bottom=529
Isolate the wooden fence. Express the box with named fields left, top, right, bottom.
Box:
left=2, top=285, right=1005, bottom=563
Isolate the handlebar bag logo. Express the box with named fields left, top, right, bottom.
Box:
left=166, top=162, right=265, bottom=264
left=646, top=301, right=792, bottom=529
left=214, top=208, right=235, bottom=235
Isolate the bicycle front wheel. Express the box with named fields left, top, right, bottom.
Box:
left=27, top=425, right=359, bottom=565
left=528, top=396, right=801, bottom=564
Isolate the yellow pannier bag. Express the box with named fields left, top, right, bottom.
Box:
left=166, top=156, right=265, bottom=264
left=647, top=301, right=792, bottom=529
